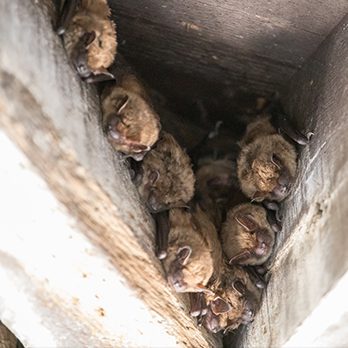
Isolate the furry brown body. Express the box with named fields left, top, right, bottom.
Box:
left=221, top=203, right=275, bottom=266
left=101, top=73, right=161, bottom=160
left=163, top=206, right=222, bottom=293
left=238, top=115, right=297, bottom=202
left=59, top=0, right=117, bottom=81
left=203, top=264, right=261, bottom=333
left=136, top=132, right=194, bottom=212
left=195, top=157, right=235, bottom=229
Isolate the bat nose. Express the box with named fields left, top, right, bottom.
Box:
left=204, top=312, right=222, bottom=333
left=74, top=59, right=91, bottom=78
left=168, top=274, right=186, bottom=292
left=272, top=181, right=289, bottom=201
left=255, top=230, right=272, bottom=256
left=148, top=194, right=166, bottom=213
left=242, top=301, right=255, bottom=323
left=106, top=116, right=122, bottom=140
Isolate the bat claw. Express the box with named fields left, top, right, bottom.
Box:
left=56, top=0, right=80, bottom=36
left=154, top=211, right=169, bottom=260
left=306, top=131, right=314, bottom=140
left=56, top=26, right=65, bottom=36
left=157, top=249, right=167, bottom=260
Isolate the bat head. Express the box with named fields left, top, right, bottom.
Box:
left=233, top=208, right=274, bottom=261
left=137, top=132, right=195, bottom=212
left=195, top=158, right=234, bottom=202
left=203, top=273, right=260, bottom=333
left=251, top=153, right=291, bottom=202
left=103, top=89, right=160, bottom=160
left=72, top=31, right=96, bottom=79
left=167, top=246, right=193, bottom=292
left=238, top=134, right=297, bottom=202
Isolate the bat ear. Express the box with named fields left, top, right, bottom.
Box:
left=211, top=297, right=232, bottom=315
left=177, top=246, right=192, bottom=265
left=84, top=31, right=97, bottom=47
left=234, top=213, right=258, bottom=232
left=115, top=94, right=130, bottom=114
left=271, top=154, right=282, bottom=169
left=149, top=170, right=160, bottom=185
left=131, top=144, right=151, bottom=153
left=251, top=190, right=264, bottom=202
left=232, top=280, right=246, bottom=295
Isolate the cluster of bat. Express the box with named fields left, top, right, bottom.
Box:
left=55, top=0, right=312, bottom=335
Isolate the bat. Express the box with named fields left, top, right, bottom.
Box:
left=56, top=0, right=117, bottom=83
left=221, top=203, right=276, bottom=266
left=162, top=205, right=222, bottom=294
left=189, top=292, right=208, bottom=318
left=101, top=66, right=161, bottom=160
left=267, top=99, right=314, bottom=146
left=135, top=131, right=195, bottom=212
left=203, top=264, right=262, bottom=333
left=237, top=115, right=297, bottom=202
left=194, top=157, right=236, bottom=229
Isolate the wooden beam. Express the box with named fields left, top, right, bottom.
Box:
left=0, top=323, right=17, bottom=348
left=0, top=1, right=220, bottom=347
left=111, top=0, right=348, bottom=96
left=232, top=14, right=348, bottom=347
left=284, top=270, right=348, bottom=346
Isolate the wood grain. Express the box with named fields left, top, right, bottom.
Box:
left=233, top=14, right=348, bottom=347
left=0, top=1, right=220, bottom=347
left=0, top=323, right=17, bottom=348
left=110, top=0, right=348, bottom=97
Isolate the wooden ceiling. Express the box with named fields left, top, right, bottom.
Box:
left=110, top=0, right=348, bottom=101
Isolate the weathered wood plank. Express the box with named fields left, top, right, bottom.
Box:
left=0, top=1, right=221, bottom=347
left=234, top=14, right=348, bottom=347
left=0, top=323, right=17, bottom=348
left=110, top=0, right=348, bottom=96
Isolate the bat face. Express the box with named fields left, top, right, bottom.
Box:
left=203, top=265, right=261, bottom=333
left=221, top=203, right=275, bottom=266
left=238, top=133, right=297, bottom=202
left=163, top=207, right=221, bottom=293
left=57, top=0, right=117, bottom=82
left=195, top=158, right=234, bottom=203
left=195, top=158, right=237, bottom=228
left=102, top=87, right=161, bottom=161
left=136, top=132, right=194, bottom=212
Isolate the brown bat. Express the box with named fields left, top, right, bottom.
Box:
left=221, top=203, right=275, bottom=266
left=203, top=264, right=262, bottom=333
left=56, top=0, right=117, bottom=83
left=101, top=69, right=161, bottom=160
left=135, top=131, right=195, bottom=212
left=195, top=157, right=235, bottom=229
left=237, top=115, right=297, bottom=202
left=162, top=205, right=222, bottom=294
